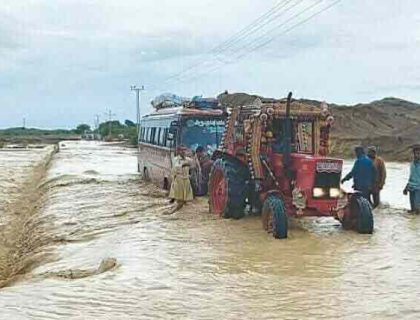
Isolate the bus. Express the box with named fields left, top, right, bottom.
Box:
left=138, top=104, right=226, bottom=191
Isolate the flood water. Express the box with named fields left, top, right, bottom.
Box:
left=0, top=141, right=419, bottom=319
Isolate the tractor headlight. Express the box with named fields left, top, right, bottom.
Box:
left=313, top=187, right=325, bottom=198
left=329, top=188, right=341, bottom=198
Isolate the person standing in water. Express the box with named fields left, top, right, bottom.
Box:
left=168, top=146, right=194, bottom=213
left=367, top=146, right=387, bottom=208
left=192, top=146, right=213, bottom=196
left=403, top=144, right=420, bottom=214
left=341, top=146, right=376, bottom=200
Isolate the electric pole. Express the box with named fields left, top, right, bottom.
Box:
left=104, top=109, right=116, bottom=139
left=130, top=85, right=145, bottom=139
left=94, top=114, right=100, bottom=140
left=94, top=114, right=100, bottom=131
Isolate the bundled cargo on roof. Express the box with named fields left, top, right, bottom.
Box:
left=186, top=96, right=219, bottom=109
left=151, top=93, right=190, bottom=110
left=151, top=93, right=223, bottom=110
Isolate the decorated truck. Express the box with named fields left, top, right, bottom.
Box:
left=208, top=92, right=373, bottom=239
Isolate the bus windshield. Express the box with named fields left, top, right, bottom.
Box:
left=180, top=118, right=225, bottom=154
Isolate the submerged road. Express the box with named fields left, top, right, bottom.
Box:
left=0, top=141, right=419, bottom=319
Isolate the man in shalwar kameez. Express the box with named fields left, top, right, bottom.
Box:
left=404, top=144, right=420, bottom=214
left=168, top=146, right=194, bottom=213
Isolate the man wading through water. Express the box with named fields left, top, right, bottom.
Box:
left=403, top=144, right=420, bottom=214
left=367, top=146, right=387, bottom=208
left=191, top=145, right=213, bottom=196
left=167, top=146, right=194, bottom=214
left=341, top=146, right=377, bottom=201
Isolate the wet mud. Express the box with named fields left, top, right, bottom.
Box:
left=0, top=141, right=419, bottom=319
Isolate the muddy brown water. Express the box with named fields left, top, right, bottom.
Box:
left=0, top=141, right=419, bottom=319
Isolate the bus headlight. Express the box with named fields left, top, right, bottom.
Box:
left=329, top=188, right=341, bottom=198
left=313, top=188, right=325, bottom=198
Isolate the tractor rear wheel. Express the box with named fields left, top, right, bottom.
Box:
left=208, top=158, right=249, bottom=219
left=261, top=195, right=288, bottom=239
left=342, top=194, right=374, bottom=234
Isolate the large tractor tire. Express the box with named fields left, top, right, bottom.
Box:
left=342, top=193, right=374, bottom=234
left=208, top=158, right=249, bottom=219
left=261, top=195, right=288, bottom=239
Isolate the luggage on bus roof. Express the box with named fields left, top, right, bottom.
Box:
left=186, top=96, right=219, bottom=109
left=151, top=93, right=222, bottom=110
left=151, top=93, right=189, bottom=110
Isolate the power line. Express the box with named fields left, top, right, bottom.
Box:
left=162, top=0, right=300, bottom=85
left=232, top=0, right=325, bottom=59
left=236, top=0, right=341, bottom=59
left=163, top=0, right=323, bottom=87
left=212, top=0, right=293, bottom=53
left=212, top=0, right=304, bottom=55
left=148, top=0, right=343, bottom=93
left=163, top=0, right=342, bottom=87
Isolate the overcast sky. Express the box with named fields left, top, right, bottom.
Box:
left=1, top=0, right=419, bottom=128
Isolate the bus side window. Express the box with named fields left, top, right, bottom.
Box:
left=154, top=128, right=161, bottom=145
left=150, top=128, right=156, bottom=144
left=165, top=129, right=172, bottom=148
left=140, top=127, right=145, bottom=142
left=159, top=128, right=165, bottom=146
left=148, top=128, right=151, bottom=143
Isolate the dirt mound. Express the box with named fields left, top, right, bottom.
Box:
left=217, top=93, right=420, bottom=161
left=328, top=98, right=420, bottom=161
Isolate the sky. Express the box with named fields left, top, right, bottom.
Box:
left=0, top=0, right=420, bottom=129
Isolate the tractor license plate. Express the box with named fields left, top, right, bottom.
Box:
left=316, top=162, right=341, bottom=172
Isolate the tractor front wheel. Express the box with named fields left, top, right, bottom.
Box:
left=341, top=194, right=374, bottom=234
left=261, top=195, right=288, bottom=239
left=208, top=158, right=249, bottom=219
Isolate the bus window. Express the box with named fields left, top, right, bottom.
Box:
left=140, top=127, right=145, bottom=142
left=154, top=128, right=161, bottom=145
left=150, top=128, right=156, bottom=144
left=181, top=118, right=225, bottom=154
left=159, top=128, right=166, bottom=146
left=165, top=129, right=173, bottom=148
left=145, top=128, right=150, bottom=143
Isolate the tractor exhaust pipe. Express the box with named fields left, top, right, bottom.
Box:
left=283, top=92, right=292, bottom=178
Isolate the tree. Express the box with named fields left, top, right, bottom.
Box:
left=124, top=119, right=136, bottom=127
left=75, top=124, right=91, bottom=134
left=98, top=120, right=123, bottom=137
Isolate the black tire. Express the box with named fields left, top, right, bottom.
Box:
left=209, top=158, right=249, bottom=219
left=350, top=194, right=374, bottom=234
left=262, top=195, right=288, bottom=239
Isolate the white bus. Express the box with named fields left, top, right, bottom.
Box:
left=138, top=105, right=226, bottom=191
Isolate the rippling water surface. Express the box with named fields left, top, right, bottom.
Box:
left=0, top=142, right=419, bottom=319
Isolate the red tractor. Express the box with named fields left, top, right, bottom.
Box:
left=208, top=92, right=373, bottom=239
